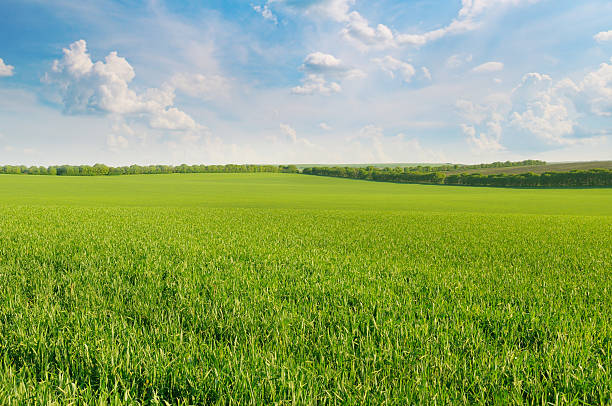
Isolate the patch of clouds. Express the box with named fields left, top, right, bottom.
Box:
left=301, top=52, right=364, bottom=79
left=279, top=123, right=317, bottom=148
left=340, top=0, right=541, bottom=50
left=342, top=11, right=395, bottom=50
left=456, top=58, right=612, bottom=150
left=170, top=73, right=229, bottom=100
left=461, top=123, right=504, bottom=152
left=0, top=58, right=15, bottom=77
left=319, top=122, right=332, bottom=130
left=291, top=74, right=341, bottom=95
left=472, top=61, right=504, bottom=73
left=292, top=52, right=363, bottom=95
left=446, top=54, right=473, bottom=69
left=107, top=134, right=129, bottom=150
left=594, top=30, right=612, bottom=43
left=253, top=3, right=278, bottom=24
left=347, top=125, right=441, bottom=162
left=421, top=67, right=432, bottom=81
left=509, top=72, right=577, bottom=145
left=579, top=58, right=612, bottom=117
left=373, top=56, right=416, bottom=82
left=457, top=97, right=509, bottom=152
left=272, top=0, right=354, bottom=22
left=45, top=39, right=200, bottom=131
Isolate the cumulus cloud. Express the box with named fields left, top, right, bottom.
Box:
left=421, top=67, right=432, bottom=81
left=579, top=58, right=612, bottom=116
left=170, top=72, right=229, bottom=100
left=456, top=59, right=612, bottom=150
left=342, top=11, right=395, bottom=49
left=373, top=56, right=416, bottom=82
left=472, top=61, right=504, bottom=73
left=594, top=30, right=612, bottom=43
left=291, top=74, right=341, bottom=95
left=292, top=52, right=363, bottom=95
left=46, top=40, right=199, bottom=131
left=301, top=52, right=364, bottom=79
left=457, top=98, right=508, bottom=152
left=461, top=123, right=504, bottom=152
left=509, top=73, right=578, bottom=145
left=0, top=58, right=14, bottom=77
left=319, top=122, right=332, bottom=130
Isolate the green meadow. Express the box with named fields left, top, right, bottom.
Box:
left=1, top=173, right=611, bottom=404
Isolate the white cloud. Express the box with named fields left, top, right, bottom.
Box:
left=291, top=74, right=341, bottom=95
left=0, top=58, right=14, bottom=77
left=457, top=97, right=508, bottom=152
left=107, top=134, right=129, bottom=150
left=446, top=54, right=473, bottom=69
left=279, top=123, right=317, bottom=148
left=421, top=67, right=432, bottom=81
left=280, top=123, right=297, bottom=142
left=472, top=61, right=504, bottom=73
left=508, top=65, right=612, bottom=143
left=461, top=123, right=504, bottom=152
left=293, top=52, right=363, bottom=95
left=274, top=0, right=354, bottom=22
left=46, top=40, right=199, bottom=131
left=594, top=30, right=612, bottom=43
left=373, top=56, right=416, bottom=82
left=319, top=122, right=332, bottom=130
left=253, top=4, right=278, bottom=24
left=580, top=58, right=612, bottom=116
left=457, top=0, right=541, bottom=19
left=341, top=0, right=541, bottom=50
left=301, top=52, right=364, bottom=79
left=342, top=11, right=395, bottom=49
left=309, top=0, right=354, bottom=21
left=509, top=76, right=577, bottom=145
left=456, top=60, right=612, bottom=150
left=170, top=73, right=229, bottom=100
left=347, top=125, right=439, bottom=162
left=150, top=107, right=198, bottom=131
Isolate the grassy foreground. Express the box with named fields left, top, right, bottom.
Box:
left=0, top=173, right=611, bottom=404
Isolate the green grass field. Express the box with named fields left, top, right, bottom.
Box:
left=1, top=174, right=611, bottom=404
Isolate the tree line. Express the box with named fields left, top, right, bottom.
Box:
left=2, top=161, right=610, bottom=187
left=0, top=164, right=299, bottom=176
left=398, top=160, right=546, bottom=173
left=302, top=166, right=612, bottom=187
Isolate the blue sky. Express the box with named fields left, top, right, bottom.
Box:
left=0, top=0, right=611, bottom=165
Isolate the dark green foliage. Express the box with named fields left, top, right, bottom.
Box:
left=0, top=164, right=300, bottom=176
left=305, top=166, right=612, bottom=187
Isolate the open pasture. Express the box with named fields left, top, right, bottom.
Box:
left=0, top=174, right=611, bottom=404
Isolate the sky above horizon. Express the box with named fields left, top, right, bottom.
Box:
left=0, top=0, right=611, bottom=165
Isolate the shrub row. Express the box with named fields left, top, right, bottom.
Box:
left=0, top=164, right=299, bottom=176
left=303, top=166, right=612, bottom=187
